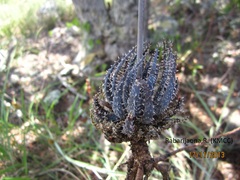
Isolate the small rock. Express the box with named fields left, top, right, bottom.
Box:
left=221, top=107, right=230, bottom=119
left=16, top=109, right=23, bottom=118
left=217, top=85, right=229, bottom=96
left=223, top=57, right=235, bottom=67
left=228, top=98, right=240, bottom=108
left=10, top=74, right=20, bottom=84
left=207, top=96, right=217, bottom=107
left=43, top=89, right=61, bottom=106
left=228, top=110, right=240, bottom=127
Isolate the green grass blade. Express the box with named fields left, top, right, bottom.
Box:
left=188, top=82, right=218, bottom=124
left=45, top=126, right=125, bottom=178
left=218, top=80, right=236, bottom=123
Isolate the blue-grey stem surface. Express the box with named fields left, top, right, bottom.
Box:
left=137, top=0, right=145, bottom=77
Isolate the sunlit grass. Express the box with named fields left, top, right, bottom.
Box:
left=0, top=61, right=126, bottom=179
left=0, top=0, right=74, bottom=38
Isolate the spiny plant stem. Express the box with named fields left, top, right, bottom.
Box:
left=137, top=0, right=145, bottom=78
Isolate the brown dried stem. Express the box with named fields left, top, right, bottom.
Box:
left=126, top=140, right=153, bottom=180
left=126, top=140, right=169, bottom=180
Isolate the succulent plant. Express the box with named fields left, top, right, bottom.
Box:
left=91, top=41, right=186, bottom=143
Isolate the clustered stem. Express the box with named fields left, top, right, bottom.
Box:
left=126, top=1, right=156, bottom=179
left=92, top=0, right=182, bottom=179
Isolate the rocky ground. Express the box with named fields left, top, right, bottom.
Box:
left=1, top=1, right=240, bottom=179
